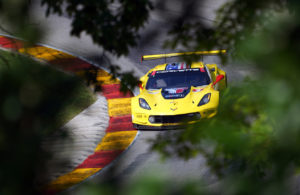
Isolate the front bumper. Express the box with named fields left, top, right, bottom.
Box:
left=132, top=108, right=217, bottom=129
left=148, top=112, right=200, bottom=124
left=131, top=92, right=219, bottom=129
left=133, top=123, right=183, bottom=130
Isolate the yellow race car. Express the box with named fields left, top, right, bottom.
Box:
left=131, top=51, right=227, bottom=129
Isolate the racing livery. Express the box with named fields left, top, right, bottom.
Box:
left=131, top=51, right=227, bottom=129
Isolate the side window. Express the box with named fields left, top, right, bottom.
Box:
left=146, top=79, right=155, bottom=89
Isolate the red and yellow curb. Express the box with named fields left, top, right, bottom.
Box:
left=0, top=35, right=138, bottom=193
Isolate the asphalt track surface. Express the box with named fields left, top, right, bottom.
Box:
left=7, top=0, right=255, bottom=192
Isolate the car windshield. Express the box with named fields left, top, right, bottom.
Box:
left=146, top=68, right=210, bottom=90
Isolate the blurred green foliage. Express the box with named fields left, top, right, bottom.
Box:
left=41, top=0, right=153, bottom=56
left=108, top=64, right=140, bottom=93
left=76, top=173, right=211, bottom=195
left=0, top=0, right=44, bottom=45
left=0, top=0, right=300, bottom=194
left=0, top=51, right=95, bottom=194
left=151, top=2, right=300, bottom=194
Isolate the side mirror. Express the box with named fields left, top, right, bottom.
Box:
left=212, top=75, right=224, bottom=87
left=138, top=81, right=144, bottom=90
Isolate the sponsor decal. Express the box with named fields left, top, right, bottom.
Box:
left=165, top=62, right=191, bottom=70
left=165, top=94, right=184, bottom=98
left=164, top=87, right=188, bottom=94
left=162, top=87, right=190, bottom=99
left=158, top=68, right=200, bottom=74
left=166, top=62, right=187, bottom=70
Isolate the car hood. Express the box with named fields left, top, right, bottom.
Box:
left=140, top=86, right=211, bottom=115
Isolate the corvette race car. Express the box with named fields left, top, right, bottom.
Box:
left=131, top=50, right=227, bottom=129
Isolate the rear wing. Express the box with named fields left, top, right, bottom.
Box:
left=141, top=50, right=226, bottom=62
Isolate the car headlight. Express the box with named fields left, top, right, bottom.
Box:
left=198, top=93, right=211, bottom=106
left=139, top=98, right=151, bottom=110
